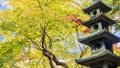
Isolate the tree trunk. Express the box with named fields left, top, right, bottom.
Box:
left=43, top=50, right=69, bottom=68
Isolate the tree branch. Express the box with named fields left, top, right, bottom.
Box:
left=48, top=57, right=55, bottom=68
left=113, top=30, right=118, bottom=34
left=43, top=50, right=69, bottom=68
left=41, top=27, right=47, bottom=50
left=45, top=31, right=52, bottom=47
left=24, top=35, right=42, bottom=51
left=37, top=0, right=43, bottom=11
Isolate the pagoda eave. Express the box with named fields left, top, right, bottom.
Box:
left=78, top=29, right=120, bottom=46
left=83, top=1, right=112, bottom=14
left=82, top=14, right=116, bottom=27
left=75, top=50, right=120, bottom=67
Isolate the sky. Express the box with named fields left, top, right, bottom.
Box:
left=115, top=30, right=120, bottom=37
left=0, top=0, right=12, bottom=10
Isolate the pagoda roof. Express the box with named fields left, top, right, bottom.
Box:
left=83, top=1, right=112, bottom=14
left=75, top=50, right=120, bottom=67
left=78, top=29, right=120, bottom=46
left=82, top=14, right=116, bottom=27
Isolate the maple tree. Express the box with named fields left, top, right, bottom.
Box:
left=0, top=0, right=90, bottom=68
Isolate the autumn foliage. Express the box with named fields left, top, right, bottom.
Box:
left=113, top=44, right=120, bottom=53
left=63, top=14, right=90, bottom=33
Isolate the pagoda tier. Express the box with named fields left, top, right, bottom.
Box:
left=78, top=29, right=120, bottom=46
left=83, top=1, right=111, bottom=14
left=75, top=50, right=120, bottom=67
left=82, top=14, right=116, bottom=27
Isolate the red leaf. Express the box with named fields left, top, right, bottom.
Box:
left=83, top=28, right=91, bottom=33
left=113, top=44, right=120, bottom=52
left=63, top=15, right=91, bottom=34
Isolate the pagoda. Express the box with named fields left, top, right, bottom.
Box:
left=75, top=0, right=120, bottom=68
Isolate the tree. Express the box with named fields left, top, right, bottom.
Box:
left=0, top=0, right=90, bottom=68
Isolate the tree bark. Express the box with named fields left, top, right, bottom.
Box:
left=43, top=50, right=69, bottom=68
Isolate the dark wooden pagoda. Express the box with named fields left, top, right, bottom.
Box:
left=75, top=0, right=120, bottom=68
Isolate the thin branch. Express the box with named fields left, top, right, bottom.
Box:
left=41, top=27, right=47, bottom=50
left=79, top=48, right=88, bottom=58
left=24, top=35, right=42, bottom=51
left=45, top=31, right=52, bottom=47
left=74, top=27, right=89, bottom=68
left=45, top=0, right=49, bottom=6
left=48, top=57, right=55, bottom=68
left=37, top=0, right=43, bottom=11
left=113, top=30, right=118, bottom=34
left=75, top=27, right=79, bottom=39
left=75, top=48, right=88, bottom=68
left=75, top=27, right=84, bottom=52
